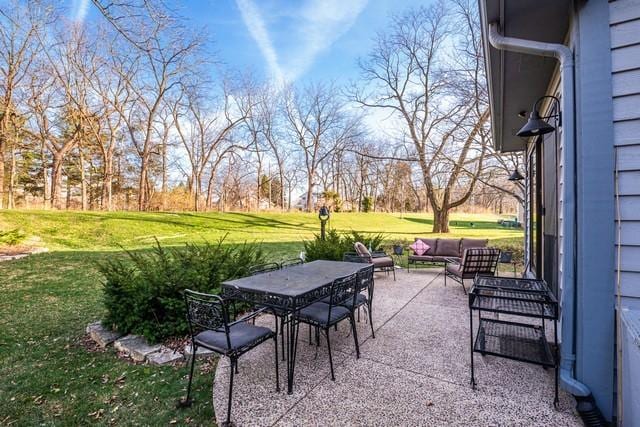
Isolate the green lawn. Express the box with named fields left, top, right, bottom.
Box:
left=0, top=210, right=522, bottom=425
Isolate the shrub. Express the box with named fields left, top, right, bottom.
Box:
left=99, top=237, right=265, bottom=343
left=0, top=229, right=26, bottom=246
left=361, top=196, right=373, bottom=212
left=303, top=229, right=385, bottom=262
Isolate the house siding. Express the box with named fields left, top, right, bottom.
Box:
left=611, top=0, right=640, bottom=305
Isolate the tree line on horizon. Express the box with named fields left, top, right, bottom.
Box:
left=0, top=0, right=523, bottom=232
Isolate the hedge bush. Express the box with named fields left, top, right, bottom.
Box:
left=303, top=229, right=386, bottom=262
left=99, top=238, right=265, bottom=343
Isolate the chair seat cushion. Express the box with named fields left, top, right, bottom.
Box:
left=195, top=322, right=273, bottom=353
left=372, top=256, right=394, bottom=268
left=445, top=263, right=463, bottom=277
left=409, top=255, right=459, bottom=263
left=320, top=293, right=367, bottom=307
left=296, top=302, right=350, bottom=326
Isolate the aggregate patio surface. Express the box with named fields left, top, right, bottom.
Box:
left=212, top=268, right=582, bottom=426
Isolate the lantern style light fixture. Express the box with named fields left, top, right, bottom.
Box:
left=508, top=168, right=525, bottom=181
left=318, top=205, right=330, bottom=240
left=516, top=95, right=561, bottom=138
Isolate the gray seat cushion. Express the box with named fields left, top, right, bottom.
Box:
left=321, top=293, right=367, bottom=308
left=195, top=322, right=274, bottom=353
left=409, top=255, right=460, bottom=263
left=372, top=256, right=394, bottom=268
left=297, top=302, right=351, bottom=326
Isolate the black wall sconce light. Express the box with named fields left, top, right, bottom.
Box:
left=516, top=95, right=561, bottom=138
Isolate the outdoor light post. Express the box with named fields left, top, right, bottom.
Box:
left=318, top=205, right=330, bottom=240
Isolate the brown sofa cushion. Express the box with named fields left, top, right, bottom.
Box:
left=460, top=238, right=488, bottom=255
left=435, top=239, right=461, bottom=257
left=416, top=238, right=438, bottom=255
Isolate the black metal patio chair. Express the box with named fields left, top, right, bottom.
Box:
left=249, top=262, right=281, bottom=276
left=180, top=290, right=279, bottom=427
left=444, top=248, right=501, bottom=293
left=294, top=273, right=360, bottom=381
left=279, top=258, right=303, bottom=269
left=324, top=263, right=375, bottom=339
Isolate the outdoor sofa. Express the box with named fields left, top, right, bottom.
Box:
left=407, top=237, right=488, bottom=270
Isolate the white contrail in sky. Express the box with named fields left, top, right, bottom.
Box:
left=235, top=0, right=286, bottom=85
left=73, top=0, right=90, bottom=23
left=236, top=0, right=368, bottom=83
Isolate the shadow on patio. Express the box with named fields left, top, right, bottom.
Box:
left=212, top=269, right=581, bottom=426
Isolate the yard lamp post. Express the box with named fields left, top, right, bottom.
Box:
left=318, top=205, right=330, bottom=240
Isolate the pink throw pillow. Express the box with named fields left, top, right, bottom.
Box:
left=410, top=240, right=430, bottom=256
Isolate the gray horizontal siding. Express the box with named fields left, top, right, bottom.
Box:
left=620, top=272, right=640, bottom=298
left=613, top=94, right=640, bottom=121
left=619, top=170, right=640, bottom=195
left=612, top=44, right=640, bottom=72
left=619, top=222, right=640, bottom=245
left=613, top=68, right=640, bottom=96
left=616, top=145, right=640, bottom=170
left=616, top=246, right=640, bottom=272
left=611, top=18, right=640, bottom=48
left=610, top=0, right=640, bottom=24
left=614, top=118, right=640, bottom=145
left=619, top=197, right=640, bottom=220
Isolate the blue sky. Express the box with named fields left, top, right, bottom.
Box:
left=70, top=0, right=430, bottom=85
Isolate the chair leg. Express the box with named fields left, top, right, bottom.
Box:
left=368, top=304, right=375, bottom=339
left=281, top=317, right=286, bottom=361
left=274, top=335, right=280, bottom=392
left=226, top=358, right=236, bottom=426
left=180, top=343, right=197, bottom=407
left=350, top=314, right=360, bottom=358
left=461, top=279, right=467, bottom=294
left=392, top=266, right=396, bottom=281
left=326, top=329, right=335, bottom=381
left=308, top=324, right=312, bottom=345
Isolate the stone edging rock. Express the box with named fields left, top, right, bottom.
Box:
left=85, top=321, right=213, bottom=366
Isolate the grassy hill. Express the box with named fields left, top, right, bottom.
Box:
left=0, top=210, right=522, bottom=425
left=0, top=210, right=522, bottom=251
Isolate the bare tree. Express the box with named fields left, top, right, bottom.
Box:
left=0, top=0, right=43, bottom=208
left=353, top=1, right=490, bottom=231
left=285, top=83, right=361, bottom=212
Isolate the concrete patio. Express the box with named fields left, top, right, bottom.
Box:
left=212, top=268, right=582, bottom=426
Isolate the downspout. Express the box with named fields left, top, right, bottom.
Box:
left=488, top=22, right=590, bottom=398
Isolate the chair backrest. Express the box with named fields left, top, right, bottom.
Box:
left=184, top=289, right=231, bottom=348
left=327, top=273, right=358, bottom=322
left=499, top=251, right=513, bottom=264
left=461, top=248, right=501, bottom=276
left=357, top=264, right=375, bottom=301
left=280, top=258, right=303, bottom=269
left=354, top=242, right=371, bottom=257
left=249, top=262, right=281, bottom=276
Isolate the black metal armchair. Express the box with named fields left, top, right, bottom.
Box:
left=444, top=248, right=501, bottom=293
left=180, top=290, right=279, bottom=427
left=294, top=273, right=360, bottom=380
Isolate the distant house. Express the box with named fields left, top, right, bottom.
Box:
left=480, top=0, right=640, bottom=423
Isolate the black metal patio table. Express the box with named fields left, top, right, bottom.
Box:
left=221, top=260, right=369, bottom=394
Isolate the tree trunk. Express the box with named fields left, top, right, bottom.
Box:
left=161, top=141, right=168, bottom=211
left=305, top=175, right=314, bottom=212
left=41, top=142, right=50, bottom=209
left=102, top=153, right=113, bottom=211
left=7, top=144, right=15, bottom=209
left=138, top=157, right=148, bottom=211
left=0, top=146, right=4, bottom=209
left=51, top=153, right=65, bottom=209
left=79, top=148, right=88, bottom=211
left=432, top=208, right=450, bottom=233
